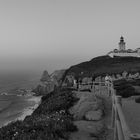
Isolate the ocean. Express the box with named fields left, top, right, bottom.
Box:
left=0, top=72, right=41, bottom=127
left=0, top=94, right=41, bottom=127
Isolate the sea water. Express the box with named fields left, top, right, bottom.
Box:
left=0, top=94, right=41, bottom=127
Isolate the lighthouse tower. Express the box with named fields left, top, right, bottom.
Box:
left=119, top=36, right=126, bottom=51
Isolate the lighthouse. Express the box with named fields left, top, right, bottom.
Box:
left=107, top=36, right=140, bottom=57
left=119, top=36, right=126, bottom=51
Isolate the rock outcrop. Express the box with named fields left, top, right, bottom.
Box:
left=50, top=69, right=65, bottom=86
left=40, top=70, right=51, bottom=82
left=85, top=109, right=103, bottom=121
left=33, top=69, right=66, bottom=95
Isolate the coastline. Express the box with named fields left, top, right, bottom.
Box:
left=17, top=96, right=42, bottom=120
left=1, top=95, right=42, bottom=128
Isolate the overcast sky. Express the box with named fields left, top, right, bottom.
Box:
left=0, top=0, right=140, bottom=74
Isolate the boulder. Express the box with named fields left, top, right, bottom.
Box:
left=85, top=109, right=103, bottom=121
left=74, top=120, right=104, bottom=135
left=73, top=101, right=99, bottom=119
left=70, top=94, right=99, bottom=119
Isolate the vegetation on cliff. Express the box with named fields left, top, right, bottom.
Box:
left=0, top=88, right=78, bottom=140
left=113, top=79, right=140, bottom=98
left=66, top=55, right=140, bottom=78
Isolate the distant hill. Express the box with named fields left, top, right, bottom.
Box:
left=66, top=55, right=140, bottom=78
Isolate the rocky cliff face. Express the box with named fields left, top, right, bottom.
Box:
left=50, top=69, right=65, bottom=86
left=40, top=70, right=51, bottom=82
left=33, top=69, right=66, bottom=95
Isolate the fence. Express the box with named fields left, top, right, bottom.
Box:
left=109, top=83, right=140, bottom=140
left=78, top=81, right=106, bottom=94
left=78, top=81, right=140, bottom=140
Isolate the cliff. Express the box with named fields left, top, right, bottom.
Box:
left=66, top=55, right=140, bottom=78
left=33, top=69, right=66, bottom=95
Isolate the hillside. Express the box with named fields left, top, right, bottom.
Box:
left=66, top=55, right=140, bottom=78
left=0, top=88, right=78, bottom=140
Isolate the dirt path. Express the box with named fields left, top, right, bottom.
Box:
left=69, top=88, right=113, bottom=140
left=95, top=90, right=113, bottom=140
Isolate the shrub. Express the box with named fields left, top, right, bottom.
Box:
left=114, top=80, right=135, bottom=98
left=116, top=86, right=135, bottom=98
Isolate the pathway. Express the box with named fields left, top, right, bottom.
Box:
left=69, top=86, right=113, bottom=140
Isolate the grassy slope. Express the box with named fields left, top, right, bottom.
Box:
left=67, top=55, right=140, bottom=77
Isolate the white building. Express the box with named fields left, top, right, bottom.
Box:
left=108, top=36, right=140, bottom=58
